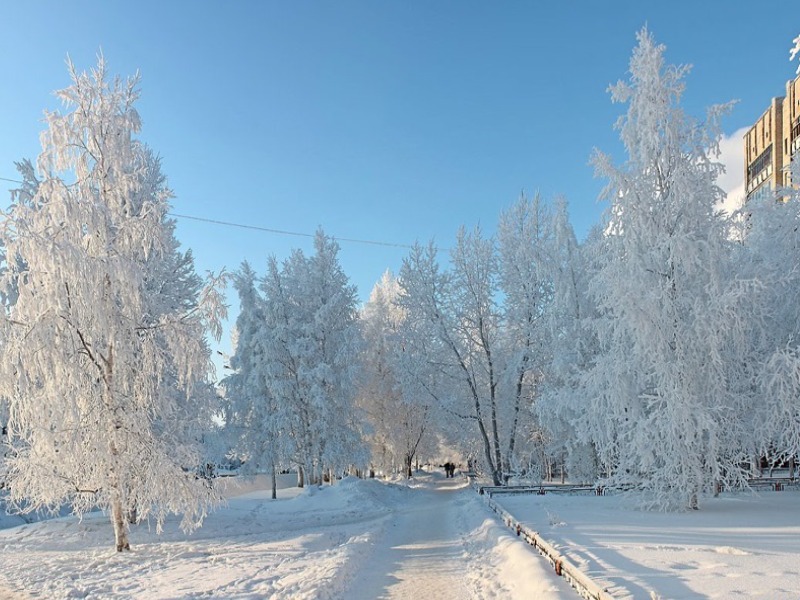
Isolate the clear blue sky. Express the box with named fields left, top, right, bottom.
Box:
left=1, top=2, right=798, bottom=356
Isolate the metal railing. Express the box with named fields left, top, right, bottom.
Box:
left=478, top=484, right=603, bottom=497
left=480, top=492, right=616, bottom=600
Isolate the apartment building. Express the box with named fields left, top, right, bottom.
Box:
left=744, top=71, right=800, bottom=201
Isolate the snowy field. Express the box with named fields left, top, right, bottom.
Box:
left=2, top=471, right=799, bottom=599
left=495, top=487, right=800, bottom=599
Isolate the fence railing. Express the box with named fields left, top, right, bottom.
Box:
left=479, top=475, right=798, bottom=498
left=479, top=489, right=616, bottom=600
left=471, top=474, right=798, bottom=599
left=478, top=484, right=603, bottom=497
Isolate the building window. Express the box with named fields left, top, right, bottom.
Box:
left=792, top=118, right=800, bottom=145
left=747, top=182, right=774, bottom=203
left=747, top=144, right=773, bottom=185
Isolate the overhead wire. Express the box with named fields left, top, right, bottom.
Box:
left=170, top=213, right=415, bottom=250
left=1, top=174, right=420, bottom=251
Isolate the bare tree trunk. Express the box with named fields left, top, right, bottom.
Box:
left=505, top=360, right=527, bottom=476
left=297, top=466, right=305, bottom=488
left=105, top=344, right=129, bottom=551
left=476, top=414, right=500, bottom=485
left=489, top=397, right=503, bottom=482
left=464, top=372, right=499, bottom=485
left=312, top=463, right=320, bottom=486
left=488, top=396, right=502, bottom=479
left=751, top=455, right=761, bottom=478
left=479, top=317, right=504, bottom=485
left=111, top=494, right=130, bottom=552
left=271, top=461, right=277, bottom=500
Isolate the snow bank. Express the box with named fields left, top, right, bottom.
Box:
left=0, top=475, right=401, bottom=599
left=495, top=490, right=800, bottom=599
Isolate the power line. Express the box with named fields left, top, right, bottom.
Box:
left=1, top=174, right=418, bottom=251
left=170, top=213, right=416, bottom=250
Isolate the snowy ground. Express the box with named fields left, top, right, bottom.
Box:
left=495, top=487, right=800, bottom=599
left=0, top=471, right=571, bottom=599
left=2, top=472, right=799, bottom=599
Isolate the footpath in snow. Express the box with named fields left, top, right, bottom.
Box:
left=350, top=475, right=473, bottom=598
left=347, top=474, right=572, bottom=599
left=0, top=471, right=573, bottom=599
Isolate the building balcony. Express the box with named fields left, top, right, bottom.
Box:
left=746, top=164, right=773, bottom=193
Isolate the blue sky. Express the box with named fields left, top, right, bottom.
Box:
left=1, top=2, right=798, bottom=359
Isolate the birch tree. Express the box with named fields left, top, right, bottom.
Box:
left=534, top=200, right=603, bottom=483
left=237, top=231, right=366, bottom=487
left=398, top=199, right=574, bottom=486
left=0, top=58, right=227, bottom=550
left=399, top=232, right=510, bottom=485
left=359, top=271, right=431, bottom=478
left=221, top=262, right=288, bottom=499
left=736, top=134, right=800, bottom=474
left=302, top=232, right=367, bottom=480
left=585, top=29, right=747, bottom=510
left=496, top=194, right=554, bottom=479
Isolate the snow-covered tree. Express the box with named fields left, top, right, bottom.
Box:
left=230, top=231, right=367, bottom=488
left=399, top=220, right=555, bottom=485
left=534, top=200, right=602, bottom=483
left=496, top=194, right=554, bottom=479
left=735, top=120, right=800, bottom=474
left=399, top=234, right=507, bottom=484
left=584, top=28, right=747, bottom=510
left=221, top=262, right=289, bottom=498
left=0, top=58, right=227, bottom=551
left=359, top=271, right=432, bottom=478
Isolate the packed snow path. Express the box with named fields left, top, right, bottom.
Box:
left=344, top=472, right=574, bottom=599
left=350, top=475, right=473, bottom=598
